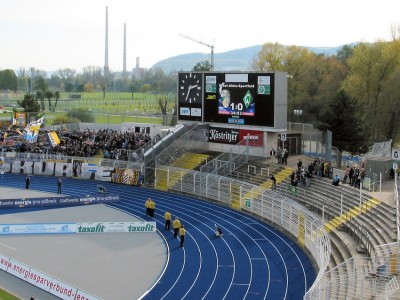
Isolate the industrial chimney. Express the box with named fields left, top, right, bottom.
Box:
left=123, top=23, right=127, bottom=77
left=104, top=6, right=109, bottom=74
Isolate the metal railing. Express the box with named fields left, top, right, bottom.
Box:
left=145, top=166, right=331, bottom=299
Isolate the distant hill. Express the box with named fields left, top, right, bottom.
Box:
left=152, top=44, right=347, bottom=73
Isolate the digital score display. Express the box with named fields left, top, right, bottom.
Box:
left=203, top=73, right=275, bottom=127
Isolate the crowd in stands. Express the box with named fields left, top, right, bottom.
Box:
left=341, top=165, right=366, bottom=188
left=287, top=157, right=367, bottom=189
left=0, top=127, right=152, bottom=161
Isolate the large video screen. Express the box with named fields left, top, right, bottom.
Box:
left=203, top=73, right=275, bottom=126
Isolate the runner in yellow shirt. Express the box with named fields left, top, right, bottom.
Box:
left=179, top=225, right=186, bottom=247
left=172, top=217, right=181, bottom=238
left=164, top=211, right=171, bottom=230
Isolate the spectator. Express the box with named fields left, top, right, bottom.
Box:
left=324, top=162, right=331, bottom=178
left=25, top=175, right=30, bottom=189
left=283, top=148, right=289, bottom=165
left=276, top=147, right=282, bottom=164
left=57, top=177, right=62, bottom=194
left=349, top=166, right=355, bottom=185
left=360, top=167, right=366, bottom=188
left=320, top=161, right=325, bottom=177
left=332, top=174, right=340, bottom=186
left=307, top=162, right=314, bottom=178
left=270, top=175, right=277, bottom=190
left=8, top=128, right=152, bottom=161
left=297, top=159, right=302, bottom=171
left=315, top=161, right=321, bottom=179
left=343, top=166, right=350, bottom=184
left=269, top=148, right=276, bottom=160
left=353, top=166, right=360, bottom=187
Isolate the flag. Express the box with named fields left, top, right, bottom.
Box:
left=46, top=131, right=60, bottom=147
left=23, top=117, right=44, bottom=143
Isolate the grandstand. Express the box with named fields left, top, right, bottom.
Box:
left=140, top=123, right=400, bottom=299
left=0, top=122, right=398, bottom=299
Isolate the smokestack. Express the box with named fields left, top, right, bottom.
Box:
left=104, top=6, right=109, bottom=74
left=136, top=57, right=140, bottom=69
left=123, top=23, right=126, bottom=77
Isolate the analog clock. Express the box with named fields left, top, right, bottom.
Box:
left=179, top=73, right=203, bottom=103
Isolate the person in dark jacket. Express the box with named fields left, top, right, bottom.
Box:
left=270, top=175, right=277, bottom=190
left=57, top=177, right=62, bottom=194
left=25, top=175, right=30, bottom=189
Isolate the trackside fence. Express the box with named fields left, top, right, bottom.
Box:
left=147, top=166, right=331, bottom=299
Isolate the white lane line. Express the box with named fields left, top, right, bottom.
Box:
left=0, top=242, right=17, bottom=251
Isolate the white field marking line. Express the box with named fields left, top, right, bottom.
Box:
left=0, top=242, right=17, bottom=251
left=119, top=195, right=235, bottom=300
left=154, top=202, right=236, bottom=300
left=106, top=201, right=188, bottom=300
left=106, top=200, right=187, bottom=300
left=94, top=188, right=291, bottom=299
left=146, top=193, right=271, bottom=300
left=39, top=183, right=300, bottom=298
left=218, top=265, right=234, bottom=267
left=207, top=203, right=307, bottom=298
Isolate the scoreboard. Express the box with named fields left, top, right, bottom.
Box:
left=177, top=71, right=287, bottom=129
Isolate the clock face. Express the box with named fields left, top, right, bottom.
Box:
left=179, top=73, right=203, bottom=103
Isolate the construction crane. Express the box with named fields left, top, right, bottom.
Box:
left=179, top=33, right=214, bottom=71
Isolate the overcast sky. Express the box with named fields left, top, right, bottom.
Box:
left=1, top=0, right=399, bottom=73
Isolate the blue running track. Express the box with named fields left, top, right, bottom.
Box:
left=0, top=174, right=316, bottom=300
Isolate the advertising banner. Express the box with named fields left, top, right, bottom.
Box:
left=0, top=194, right=120, bottom=209
left=1, top=160, right=143, bottom=184
left=0, top=221, right=155, bottom=235
left=208, top=127, right=264, bottom=146
left=239, top=129, right=264, bottom=147
left=0, top=256, right=101, bottom=300
left=208, top=127, right=240, bottom=144
left=77, top=222, right=156, bottom=233
left=0, top=223, right=77, bottom=235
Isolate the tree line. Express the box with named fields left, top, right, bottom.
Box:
left=251, top=39, right=400, bottom=150
left=1, top=37, right=400, bottom=152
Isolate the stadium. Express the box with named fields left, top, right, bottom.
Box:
left=0, top=71, right=399, bottom=299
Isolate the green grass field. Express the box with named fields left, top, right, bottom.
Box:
left=0, top=289, right=20, bottom=299
left=1, top=91, right=176, bottom=125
